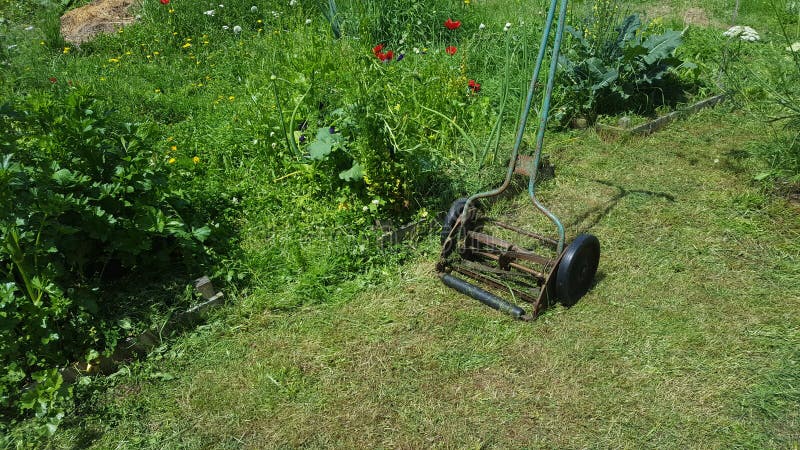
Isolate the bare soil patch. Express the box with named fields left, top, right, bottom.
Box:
left=60, top=0, right=139, bottom=46
left=683, top=7, right=711, bottom=27
left=644, top=5, right=717, bottom=28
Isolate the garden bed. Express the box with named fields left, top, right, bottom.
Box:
left=594, top=94, right=727, bottom=138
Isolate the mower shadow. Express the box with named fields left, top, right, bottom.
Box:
left=566, top=179, right=676, bottom=234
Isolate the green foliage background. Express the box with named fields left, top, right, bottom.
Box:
left=1, top=0, right=798, bottom=445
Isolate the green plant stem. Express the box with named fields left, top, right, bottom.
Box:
left=289, top=85, right=312, bottom=157
left=480, top=33, right=513, bottom=168
left=7, top=228, right=41, bottom=305
left=418, top=105, right=479, bottom=161
left=271, top=78, right=300, bottom=157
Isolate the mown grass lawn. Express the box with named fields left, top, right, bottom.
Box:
left=2, top=0, right=799, bottom=447
left=51, top=109, right=800, bottom=448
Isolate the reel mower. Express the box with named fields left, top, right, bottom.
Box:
left=436, top=0, right=600, bottom=320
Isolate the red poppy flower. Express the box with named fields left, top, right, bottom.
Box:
left=468, top=79, right=481, bottom=92
left=160, top=0, right=169, bottom=4
left=444, top=18, right=461, bottom=30
left=445, top=46, right=457, bottom=56
left=48, top=77, right=57, bottom=83
left=373, top=44, right=395, bottom=62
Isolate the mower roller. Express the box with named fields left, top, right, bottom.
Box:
left=436, top=0, right=600, bottom=320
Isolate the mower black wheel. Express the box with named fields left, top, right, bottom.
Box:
left=440, top=197, right=469, bottom=258
left=440, top=197, right=469, bottom=244
left=555, top=233, right=600, bottom=307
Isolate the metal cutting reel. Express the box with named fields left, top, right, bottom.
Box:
left=436, top=0, right=600, bottom=320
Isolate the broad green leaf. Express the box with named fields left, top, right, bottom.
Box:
left=308, top=127, right=344, bottom=160
left=192, top=225, right=212, bottom=242
left=308, top=140, right=333, bottom=160
left=642, top=30, right=682, bottom=65
left=339, top=162, right=363, bottom=181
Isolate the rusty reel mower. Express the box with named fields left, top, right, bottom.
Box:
left=436, top=0, right=600, bottom=321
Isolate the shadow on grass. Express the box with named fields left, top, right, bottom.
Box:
left=567, top=179, right=677, bottom=234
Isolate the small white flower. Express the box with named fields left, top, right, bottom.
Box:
left=305, top=18, right=312, bottom=25
left=413, top=47, right=420, bottom=54
left=724, top=25, right=760, bottom=41
left=7, top=44, right=18, bottom=50
left=270, top=74, right=277, bottom=80
left=233, top=25, right=242, bottom=33
left=289, top=0, right=297, bottom=5
left=270, top=131, right=276, bottom=137
left=204, top=9, right=215, bottom=16
left=271, top=142, right=277, bottom=149
left=399, top=38, right=405, bottom=45
left=371, top=199, right=380, bottom=205
left=479, top=23, right=486, bottom=30
left=362, top=205, right=369, bottom=212
left=251, top=5, right=258, bottom=13
left=787, top=41, right=800, bottom=52
left=24, top=26, right=34, bottom=31
left=222, top=25, right=229, bottom=30
left=218, top=4, right=224, bottom=8
left=504, top=22, right=512, bottom=32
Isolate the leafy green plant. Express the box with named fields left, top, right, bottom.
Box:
left=0, top=87, right=209, bottom=434
left=724, top=1, right=800, bottom=183
left=559, top=9, right=695, bottom=120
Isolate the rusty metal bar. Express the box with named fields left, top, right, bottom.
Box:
left=491, top=221, right=559, bottom=247
left=469, top=251, right=549, bottom=279
left=467, top=231, right=555, bottom=267
left=452, top=265, right=539, bottom=304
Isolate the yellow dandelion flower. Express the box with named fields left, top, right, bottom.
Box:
left=192, top=156, right=200, bottom=164
left=168, top=157, right=176, bottom=164
left=182, top=42, right=192, bottom=48
left=154, top=51, right=160, bottom=55
left=155, top=88, right=161, bottom=93
left=170, top=145, right=177, bottom=151
left=228, top=95, right=235, bottom=101
left=63, top=47, right=70, bottom=54
left=108, top=58, right=120, bottom=63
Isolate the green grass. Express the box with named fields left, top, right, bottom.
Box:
left=2, top=0, right=799, bottom=447
left=43, top=108, right=800, bottom=448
